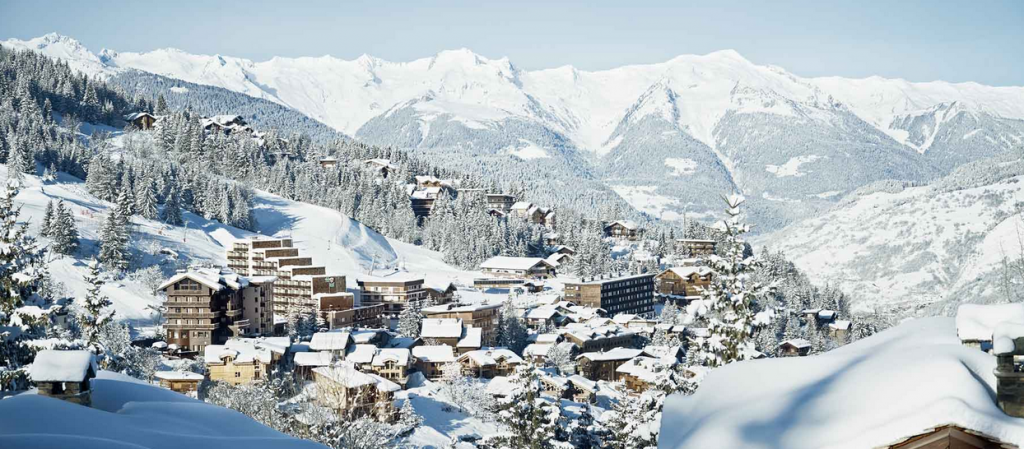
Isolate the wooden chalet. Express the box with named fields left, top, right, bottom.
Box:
left=124, top=112, right=157, bottom=130
left=604, top=220, right=639, bottom=240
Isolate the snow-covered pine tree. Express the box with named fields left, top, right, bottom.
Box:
left=160, top=188, right=184, bottom=225
left=686, top=194, right=773, bottom=370
left=397, top=302, right=422, bottom=338
left=0, top=184, right=61, bottom=391
left=135, top=176, right=159, bottom=219
left=545, top=343, right=575, bottom=376
left=52, top=200, right=79, bottom=256
left=80, top=259, right=113, bottom=348
left=98, top=211, right=130, bottom=271
left=396, top=399, right=423, bottom=437
left=491, top=364, right=566, bottom=449
left=41, top=200, right=54, bottom=237
left=496, top=300, right=528, bottom=353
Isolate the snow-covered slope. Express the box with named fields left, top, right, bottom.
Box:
left=0, top=371, right=322, bottom=449
left=7, top=164, right=469, bottom=323
left=660, top=317, right=1024, bottom=449
left=759, top=155, right=1024, bottom=314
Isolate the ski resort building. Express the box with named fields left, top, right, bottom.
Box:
left=312, top=362, right=401, bottom=421
left=158, top=268, right=274, bottom=355
left=364, top=158, right=398, bottom=178
left=124, top=112, right=157, bottom=130
left=204, top=337, right=291, bottom=385
left=485, top=193, right=516, bottom=213
left=458, top=348, right=524, bottom=378
left=509, top=202, right=556, bottom=227
left=604, top=220, right=639, bottom=240
left=421, top=302, right=502, bottom=346
left=563, top=272, right=656, bottom=316
left=357, top=273, right=432, bottom=320
left=479, top=256, right=556, bottom=279
left=655, top=266, right=714, bottom=299
left=575, top=348, right=643, bottom=382
left=676, top=238, right=717, bottom=256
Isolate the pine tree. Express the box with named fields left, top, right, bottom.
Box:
left=41, top=200, right=54, bottom=237
left=135, top=176, right=159, bottom=219
left=80, top=259, right=113, bottom=348
left=491, top=364, right=565, bottom=449
left=396, top=399, right=423, bottom=437
left=160, top=189, right=184, bottom=225
left=155, top=94, right=168, bottom=115
left=0, top=184, right=60, bottom=391
left=98, top=210, right=130, bottom=271
left=686, top=194, right=772, bottom=370
left=52, top=200, right=79, bottom=256
left=397, top=302, right=422, bottom=338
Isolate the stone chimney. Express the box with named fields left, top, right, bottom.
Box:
left=993, top=323, right=1024, bottom=417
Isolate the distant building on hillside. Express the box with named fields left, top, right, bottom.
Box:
left=319, top=156, right=338, bottom=169
left=364, top=158, right=398, bottom=178
left=124, top=112, right=157, bottom=130
left=479, top=256, right=556, bottom=280
left=655, top=266, right=714, bottom=298
left=486, top=194, right=517, bottom=213
left=422, top=302, right=502, bottom=346
left=357, top=273, right=432, bottom=321
left=604, top=220, right=639, bottom=240
left=676, top=238, right=717, bottom=257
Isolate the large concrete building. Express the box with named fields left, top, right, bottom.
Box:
left=563, top=273, right=656, bottom=317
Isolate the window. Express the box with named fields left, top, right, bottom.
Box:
left=235, top=372, right=241, bottom=378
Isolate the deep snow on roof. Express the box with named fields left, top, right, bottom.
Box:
left=660, top=317, right=1024, bottom=449
left=29, top=350, right=96, bottom=382
left=479, top=256, right=548, bottom=270
left=956, top=303, right=1024, bottom=342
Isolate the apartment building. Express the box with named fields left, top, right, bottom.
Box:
left=158, top=268, right=275, bottom=354
left=357, top=273, right=429, bottom=319
left=563, top=273, right=656, bottom=317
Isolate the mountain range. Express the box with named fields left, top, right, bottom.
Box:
left=5, top=33, right=1024, bottom=230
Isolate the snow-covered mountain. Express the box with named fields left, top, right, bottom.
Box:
left=8, top=33, right=1024, bottom=228
left=760, top=155, right=1024, bottom=314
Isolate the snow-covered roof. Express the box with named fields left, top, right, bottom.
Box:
left=457, top=327, right=483, bottom=348
left=510, top=201, right=533, bottom=211
left=412, top=345, right=455, bottom=363
left=527, top=306, right=560, bottom=320
left=829, top=320, right=852, bottom=331
left=661, top=317, right=1024, bottom=449
left=524, top=343, right=552, bottom=357
left=479, top=256, right=550, bottom=271
left=459, top=348, right=523, bottom=366
left=663, top=266, right=714, bottom=278
left=576, top=347, right=643, bottom=362
left=124, top=112, right=155, bottom=121
left=30, top=350, right=96, bottom=382
left=615, top=356, right=670, bottom=382
left=293, top=351, right=334, bottom=367
left=154, top=370, right=204, bottom=381
left=568, top=374, right=597, bottom=392
left=605, top=220, right=638, bottom=230
left=422, top=302, right=502, bottom=314
left=371, top=348, right=411, bottom=367
left=780, top=339, right=812, bottom=349
left=818, top=310, right=836, bottom=320
left=313, top=363, right=401, bottom=393
left=157, top=268, right=244, bottom=292
left=345, top=344, right=378, bottom=364
left=350, top=329, right=386, bottom=345
left=203, top=338, right=287, bottom=365
left=421, top=318, right=464, bottom=339
left=956, top=303, right=1024, bottom=342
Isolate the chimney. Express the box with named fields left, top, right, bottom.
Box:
left=994, top=325, right=1024, bottom=417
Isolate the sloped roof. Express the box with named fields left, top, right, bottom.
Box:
left=412, top=345, right=455, bottom=363
left=421, top=318, right=464, bottom=339
left=313, top=362, right=401, bottom=393
left=459, top=348, right=523, bottom=366
left=293, top=351, right=334, bottom=367
left=480, top=256, right=551, bottom=271
left=309, top=331, right=352, bottom=352
left=457, top=327, right=483, bottom=348
left=371, top=348, right=411, bottom=367
left=576, top=347, right=643, bottom=362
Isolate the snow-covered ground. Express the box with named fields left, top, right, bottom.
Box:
left=660, top=317, right=1024, bottom=449
left=0, top=371, right=321, bottom=449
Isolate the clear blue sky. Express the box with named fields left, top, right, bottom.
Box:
left=2, top=1, right=1022, bottom=85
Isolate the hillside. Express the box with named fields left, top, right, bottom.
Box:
left=6, top=163, right=470, bottom=324
left=5, top=33, right=1024, bottom=230
left=760, top=155, right=1024, bottom=315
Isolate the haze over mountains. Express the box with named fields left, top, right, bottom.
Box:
left=6, top=33, right=1024, bottom=230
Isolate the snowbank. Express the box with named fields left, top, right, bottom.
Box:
left=660, top=317, right=1024, bottom=449
left=957, top=303, right=1024, bottom=342
left=0, top=371, right=322, bottom=449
